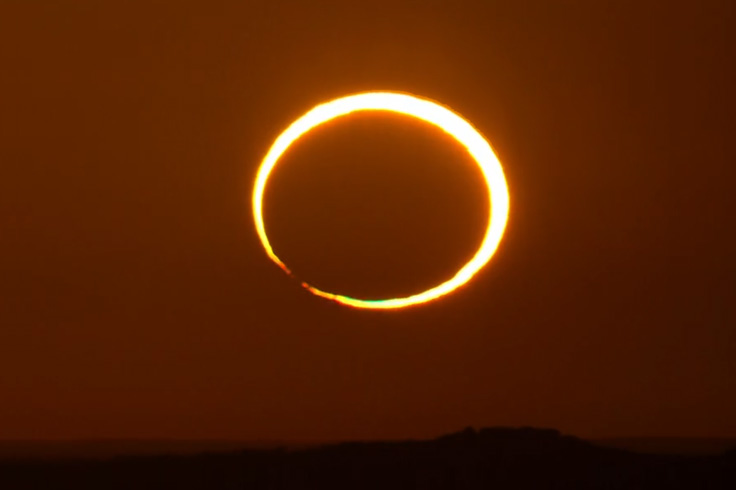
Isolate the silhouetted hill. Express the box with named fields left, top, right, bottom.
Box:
left=1, top=427, right=734, bottom=489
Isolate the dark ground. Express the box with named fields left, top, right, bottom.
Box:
left=2, top=427, right=735, bottom=489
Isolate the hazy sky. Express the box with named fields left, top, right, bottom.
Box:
left=0, top=0, right=734, bottom=441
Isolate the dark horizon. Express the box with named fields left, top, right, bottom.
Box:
left=2, top=429, right=736, bottom=462
left=2, top=427, right=736, bottom=489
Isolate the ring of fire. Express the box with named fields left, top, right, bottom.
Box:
left=252, top=91, right=510, bottom=309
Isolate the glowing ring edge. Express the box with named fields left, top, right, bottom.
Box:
left=252, top=91, right=509, bottom=309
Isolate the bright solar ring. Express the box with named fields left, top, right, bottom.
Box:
left=252, top=92, right=509, bottom=309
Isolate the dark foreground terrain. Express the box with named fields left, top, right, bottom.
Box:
left=1, top=427, right=735, bottom=489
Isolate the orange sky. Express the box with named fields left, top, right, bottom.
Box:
left=0, top=0, right=734, bottom=441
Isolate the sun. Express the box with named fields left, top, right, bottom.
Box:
left=252, top=91, right=509, bottom=309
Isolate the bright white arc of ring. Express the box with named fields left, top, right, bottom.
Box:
left=252, top=91, right=510, bottom=310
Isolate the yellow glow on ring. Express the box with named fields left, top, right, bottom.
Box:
left=252, top=91, right=509, bottom=309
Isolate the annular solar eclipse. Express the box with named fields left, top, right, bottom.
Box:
left=252, top=91, right=509, bottom=309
